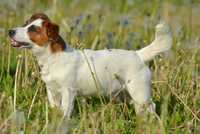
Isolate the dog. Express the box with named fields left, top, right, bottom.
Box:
left=8, top=13, right=172, bottom=118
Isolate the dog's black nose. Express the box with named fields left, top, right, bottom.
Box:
left=8, top=29, right=16, bottom=37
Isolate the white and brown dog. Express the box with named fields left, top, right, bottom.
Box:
left=8, top=13, right=172, bottom=118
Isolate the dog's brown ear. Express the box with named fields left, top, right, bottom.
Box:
left=44, top=21, right=59, bottom=40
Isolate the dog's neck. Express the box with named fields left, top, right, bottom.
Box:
left=32, top=35, right=68, bottom=67
left=32, top=43, right=52, bottom=67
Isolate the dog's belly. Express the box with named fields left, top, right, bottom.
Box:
left=76, top=72, right=123, bottom=96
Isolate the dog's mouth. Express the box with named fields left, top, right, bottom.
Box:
left=10, top=38, right=31, bottom=48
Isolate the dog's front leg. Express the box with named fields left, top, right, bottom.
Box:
left=56, top=88, right=76, bottom=134
left=46, top=88, right=56, bottom=108
left=61, top=88, right=76, bottom=118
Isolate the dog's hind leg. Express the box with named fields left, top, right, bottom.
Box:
left=126, top=67, right=155, bottom=114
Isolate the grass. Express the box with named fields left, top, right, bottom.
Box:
left=0, top=0, right=200, bottom=133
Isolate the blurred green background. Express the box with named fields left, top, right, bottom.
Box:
left=0, top=0, right=200, bottom=133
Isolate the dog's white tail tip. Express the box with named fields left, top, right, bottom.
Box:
left=137, top=22, right=172, bottom=62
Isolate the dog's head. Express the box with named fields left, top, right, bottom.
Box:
left=8, top=13, right=63, bottom=52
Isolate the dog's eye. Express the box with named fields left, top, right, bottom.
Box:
left=28, top=25, right=38, bottom=32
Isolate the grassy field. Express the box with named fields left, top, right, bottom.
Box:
left=0, top=0, right=200, bottom=133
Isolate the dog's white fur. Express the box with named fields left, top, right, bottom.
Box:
left=11, top=19, right=172, bottom=117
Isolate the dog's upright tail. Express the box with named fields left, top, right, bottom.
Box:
left=136, top=22, right=172, bottom=62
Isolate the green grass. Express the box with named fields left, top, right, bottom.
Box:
left=0, top=0, right=200, bottom=133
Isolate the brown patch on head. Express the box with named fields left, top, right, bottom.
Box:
left=26, top=13, right=51, bottom=46
left=28, top=24, right=49, bottom=46
left=27, top=13, right=66, bottom=53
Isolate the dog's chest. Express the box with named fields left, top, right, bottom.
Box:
left=40, top=64, right=52, bottom=83
left=39, top=56, right=76, bottom=88
left=40, top=60, right=63, bottom=84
